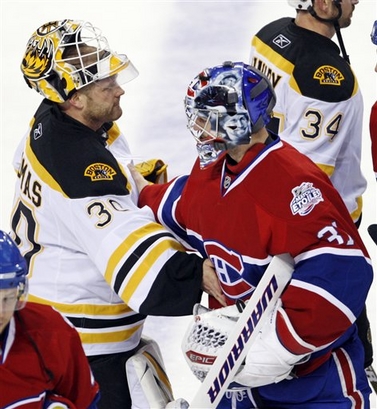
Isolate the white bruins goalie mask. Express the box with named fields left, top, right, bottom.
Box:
left=21, top=19, right=139, bottom=103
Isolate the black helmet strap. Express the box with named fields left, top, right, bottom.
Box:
left=308, top=0, right=350, bottom=64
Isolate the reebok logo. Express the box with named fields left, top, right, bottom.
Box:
left=34, top=123, right=43, bottom=140
left=272, top=34, right=291, bottom=49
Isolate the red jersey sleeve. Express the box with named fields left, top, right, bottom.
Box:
left=370, top=101, right=377, bottom=177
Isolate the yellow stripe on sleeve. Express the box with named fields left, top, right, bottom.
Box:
left=27, top=294, right=134, bottom=316
left=120, top=238, right=183, bottom=303
left=79, top=324, right=143, bottom=344
left=104, top=223, right=184, bottom=285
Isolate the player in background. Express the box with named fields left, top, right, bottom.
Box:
left=366, top=26, right=377, bottom=385
left=367, top=21, right=377, bottom=248
left=249, top=0, right=374, bottom=378
left=249, top=0, right=366, bottom=224
left=369, top=20, right=377, bottom=180
left=10, top=20, right=225, bottom=409
left=0, top=230, right=100, bottom=409
left=130, top=61, right=373, bottom=408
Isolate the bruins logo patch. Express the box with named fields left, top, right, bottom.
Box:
left=84, top=163, right=116, bottom=181
left=313, top=65, right=344, bottom=85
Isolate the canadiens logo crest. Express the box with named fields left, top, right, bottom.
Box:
left=290, top=182, right=323, bottom=216
left=204, top=242, right=255, bottom=300
left=223, top=176, right=231, bottom=189
left=313, top=65, right=344, bottom=85
left=84, top=163, right=116, bottom=181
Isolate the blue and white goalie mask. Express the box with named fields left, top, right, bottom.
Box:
left=184, top=61, right=276, bottom=168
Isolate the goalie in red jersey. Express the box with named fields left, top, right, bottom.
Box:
left=130, top=61, right=374, bottom=408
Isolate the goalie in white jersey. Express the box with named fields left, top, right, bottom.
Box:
left=10, top=19, right=225, bottom=409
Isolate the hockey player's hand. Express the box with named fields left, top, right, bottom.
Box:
left=128, top=163, right=151, bottom=193
left=129, top=159, right=168, bottom=187
left=202, top=259, right=227, bottom=307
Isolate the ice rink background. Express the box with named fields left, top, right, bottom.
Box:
left=1, top=0, right=376, bottom=406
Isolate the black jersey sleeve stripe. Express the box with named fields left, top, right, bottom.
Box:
left=114, top=231, right=177, bottom=293
left=67, top=312, right=146, bottom=329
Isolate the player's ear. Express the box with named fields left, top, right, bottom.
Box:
left=67, top=90, right=86, bottom=109
left=316, top=0, right=330, bottom=13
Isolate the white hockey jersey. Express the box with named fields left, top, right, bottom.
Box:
left=250, top=17, right=367, bottom=222
left=10, top=100, right=203, bottom=356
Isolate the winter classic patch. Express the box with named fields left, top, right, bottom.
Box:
left=290, top=182, right=323, bottom=216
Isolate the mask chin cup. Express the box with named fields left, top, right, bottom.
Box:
left=196, top=140, right=227, bottom=169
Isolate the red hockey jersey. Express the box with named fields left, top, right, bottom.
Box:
left=0, top=302, right=99, bottom=408
left=138, top=136, right=373, bottom=376
left=370, top=101, right=377, bottom=179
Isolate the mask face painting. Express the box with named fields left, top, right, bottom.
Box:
left=184, top=62, right=276, bottom=168
left=218, top=112, right=251, bottom=144
left=185, top=65, right=252, bottom=168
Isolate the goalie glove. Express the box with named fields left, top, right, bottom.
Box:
left=181, top=302, right=258, bottom=407
left=182, top=302, right=243, bottom=382
left=133, top=159, right=168, bottom=184
left=182, top=300, right=315, bottom=388
left=233, top=299, right=314, bottom=387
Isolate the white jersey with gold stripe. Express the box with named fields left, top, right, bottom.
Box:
left=10, top=99, right=203, bottom=356
left=250, top=17, right=367, bottom=223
